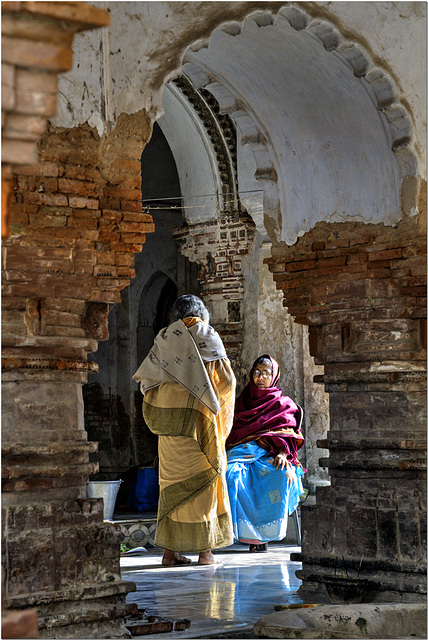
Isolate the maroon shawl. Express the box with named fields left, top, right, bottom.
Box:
left=226, top=356, right=304, bottom=466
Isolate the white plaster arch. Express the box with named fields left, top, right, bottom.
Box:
left=51, top=2, right=422, bottom=246
left=181, top=5, right=418, bottom=245
left=158, top=83, right=224, bottom=224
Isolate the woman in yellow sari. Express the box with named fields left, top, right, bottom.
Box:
left=133, top=295, right=236, bottom=565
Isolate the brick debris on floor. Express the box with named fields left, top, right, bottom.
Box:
left=125, top=606, right=191, bottom=636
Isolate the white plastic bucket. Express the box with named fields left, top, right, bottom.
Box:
left=86, top=480, right=122, bottom=520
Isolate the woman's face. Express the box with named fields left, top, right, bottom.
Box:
left=252, top=362, right=273, bottom=389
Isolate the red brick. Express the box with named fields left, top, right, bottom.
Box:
left=368, top=269, right=391, bottom=279
left=403, top=245, right=427, bottom=258
left=399, top=286, right=427, bottom=297
left=44, top=310, right=81, bottom=327
left=120, top=232, right=147, bottom=243
left=94, top=265, right=117, bottom=277
left=398, top=276, right=426, bottom=287
left=316, top=265, right=349, bottom=276
left=98, top=220, right=118, bottom=231
left=117, top=221, right=149, bottom=233
left=99, top=230, right=120, bottom=242
left=64, top=165, right=99, bottom=181
left=71, top=208, right=101, bottom=219
left=96, top=277, right=131, bottom=290
left=67, top=217, right=97, bottom=230
left=27, top=176, right=58, bottom=192
left=312, top=241, right=325, bottom=251
left=115, top=253, right=135, bottom=266
left=79, top=230, right=98, bottom=241
left=103, top=186, right=141, bottom=200
left=316, top=256, right=347, bottom=268
left=115, top=159, right=141, bottom=171
left=349, top=234, right=376, bottom=247
left=117, top=267, right=135, bottom=278
left=68, top=196, right=99, bottom=210
left=279, top=279, right=302, bottom=290
left=344, top=264, right=368, bottom=274
left=101, top=210, right=123, bottom=222
left=29, top=213, right=67, bottom=228
left=67, top=149, right=99, bottom=166
left=410, top=261, right=427, bottom=277
left=286, top=260, right=316, bottom=272
left=120, top=200, right=143, bottom=213
left=58, top=178, right=98, bottom=197
left=325, top=238, right=350, bottom=249
left=11, top=202, right=38, bottom=216
left=22, top=192, right=68, bottom=206
left=347, top=253, right=368, bottom=264
left=367, top=259, right=390, bottom=269
left=17, top=176, right=29, bottom=190
left=114, top=243, right=143, bottom=254
left=99, top=197, right=120, bottom=209
left=40, top=162, right=60, bottom=177
left=89, top=289, right=122, bottom=303
left=117, top=175, right=142, bottom=189
left=122, top=212, right=153, bottom=223
left=268, top=261, right=286, bottom=274
left=368, top=248, right=403, bottom=261
left=291, top=251, right=317, bottom=261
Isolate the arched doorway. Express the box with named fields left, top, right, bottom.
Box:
left=83, top=123, right=199, bottom=478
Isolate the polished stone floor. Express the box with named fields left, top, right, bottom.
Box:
left=120, top=543, right=311, bottom=639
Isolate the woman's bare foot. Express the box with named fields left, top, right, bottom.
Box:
left=162, top=550, right=192, bottom=566
left=198, top=550, right=218, bottom=565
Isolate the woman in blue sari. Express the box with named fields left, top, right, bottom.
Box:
left=226, top=355, right=305, bottom=552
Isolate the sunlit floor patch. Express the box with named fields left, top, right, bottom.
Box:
left=120, top=543, right=307, bottom=639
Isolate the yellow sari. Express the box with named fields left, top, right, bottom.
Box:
left=140, top=319, right=235, bottom=552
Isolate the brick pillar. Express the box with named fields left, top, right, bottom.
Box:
left=265, top=208, right=427, bottom=602
left=2, top=116, right=154, bottom=637
left=174, top=212, right=255, bottom=387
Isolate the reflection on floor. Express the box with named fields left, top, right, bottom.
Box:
left=120, top=543, right=312, bottom=639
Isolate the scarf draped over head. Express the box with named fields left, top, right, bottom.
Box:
left=133, top=317, right=227, bottom=415
left=226, top=356, right=304, bottom=465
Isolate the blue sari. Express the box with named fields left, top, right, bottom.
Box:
left=226, top=440, right=304, bottom=543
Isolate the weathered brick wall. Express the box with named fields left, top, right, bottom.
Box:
left=265, top=210, right=426, bottom=331
left=4, top=114, right=154, bottom=345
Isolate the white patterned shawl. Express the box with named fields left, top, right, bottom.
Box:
left=133, top=319, right=227, bottom=415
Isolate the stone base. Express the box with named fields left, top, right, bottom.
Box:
left=253, top=603, right=427, bottom=639
left=37, top=588, right=136, bottom=639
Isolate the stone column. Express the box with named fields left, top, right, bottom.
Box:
left=297, top=322, right=426, bottom=602
left=174, top=212, right=255, bottom=388
left=265, top=211, right=427, bottom=602
left=2, top=114, right=154, bottom=636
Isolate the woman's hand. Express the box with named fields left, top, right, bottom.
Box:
left=271, top=453, right=293, bottom=484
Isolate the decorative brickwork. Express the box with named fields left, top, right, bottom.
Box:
left=174, top=212, right=256, bottom=386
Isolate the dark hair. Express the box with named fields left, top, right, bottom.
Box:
left=249, top=354, right=272, bottom=379
left=169, top=294, right=210, bottom=324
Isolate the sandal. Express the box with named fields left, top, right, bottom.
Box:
left=249, top=543, right=268, bottom=552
